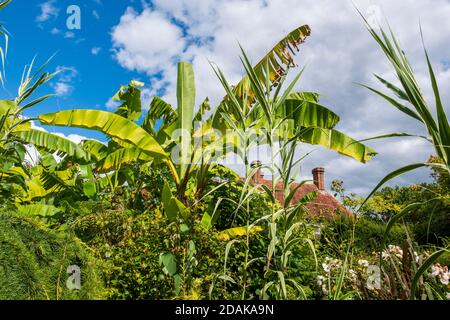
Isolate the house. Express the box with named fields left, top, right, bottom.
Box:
left=249, top=161, right=351, bottom=219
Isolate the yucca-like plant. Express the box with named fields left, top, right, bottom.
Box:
left=0, top=0, right=11, bottom=84
left=208, top=24, right=376, bottom=298
left=358, top=13, right=450, bottom=299
left=359, top=19, right=450, bottom=199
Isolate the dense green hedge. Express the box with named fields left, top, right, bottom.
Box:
left=321, top=215, right=412, bottom=255
left=0, top=212, right=103, bottom=299
left=72, top=206, right=227, bottom=299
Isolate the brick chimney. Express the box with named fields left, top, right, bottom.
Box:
left=312, top=167, right=325, bottom=191
left=250, top=160, right=264, bottom=184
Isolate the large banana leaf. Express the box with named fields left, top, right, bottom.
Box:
left=113, top=81, right=143, bottom=121
left=280, top=93, right=340, bottom=129
left=230, top=25, right=311, bottom=104
left=212, top=25, right=311, bottom=130
left=296, top=127, right=377, bottom=163
left=78, top=164, right=97, bottom=197
left=39, top=110, right=167, bottom=159
left=0, top=99, right=16, bottom=115
left=95, top=147, right=153, bottom=172
left=12, top=129, right=89, bottom=160
left=176, top=62, right=196, bottom=180
left=143, top=96, right=177, bottom=135
left=16, top=203, right=62, bottom=216
left=81, top=139, right=108, bottom=161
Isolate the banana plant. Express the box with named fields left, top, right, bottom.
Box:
left=0, top=58, right=99, bottom=208
left=38, top=82, right=168, bottom=193
left=141, top=63, right=222, bottom=207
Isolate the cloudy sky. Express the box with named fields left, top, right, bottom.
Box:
left=2, top=0, right=449, bottom=195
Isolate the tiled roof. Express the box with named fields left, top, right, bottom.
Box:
left=249, top=177, right=351, bottom=219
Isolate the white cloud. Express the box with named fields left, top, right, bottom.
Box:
left=36, top=0, right=59, bottom=22
left=51, top=66, right=78, bottom=97
left=105, top=98, right=120, bottom=110
left=93, top=10, right=100, bottom=19
left=91, top=47, right=101, bottom=55
left=50, top=27, right=60, bottom=35
left=52, top=82, right=73, bottom=96
left=64, top=31, right=75, bottom=39
left=53, top=133, right=88, bottom=145
left=55, top=66, right=78, bottom=82
left=110, top=0, right=450, bottom=194
left=111, top=8, right=185, bottom=82
left=24, top=122, right=91, bottom=165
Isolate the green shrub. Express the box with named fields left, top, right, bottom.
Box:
left=321, top=215, right=412, bottom=255
left=205, top=165, right=272, bottom=230
left=0, top=212, right=103, bottom=299
left=72, top=207, right=226, bottom=299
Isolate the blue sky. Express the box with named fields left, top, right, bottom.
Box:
left=1, top=0, right=449, bottom=195
left=1, top=0, right=145, bottom=140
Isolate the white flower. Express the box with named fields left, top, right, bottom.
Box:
left=388, top=245, right=403, bottom=259
left=358, top=259, right=369, bottom=268
left=348, top=269, right=358, bottom=282
left=366, top=281, right=376, bottom=291
left=322, top=257, right=342, bottom=274
left=440, top=272, right=449, bottom=285
left=413, top=252, right=421, bottom=263
left=321, top=284, right=329, bottom=295
left=430, top=264, right=450, bottom=285
left=446, top=292, right=450, bottom=300
left=431, top=264, right=441, bottom=277
left=317, top=275, right=326, bottom=285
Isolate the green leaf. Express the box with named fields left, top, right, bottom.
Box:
left=293, top=128, right=377, bottom=163
left=360, top=163, right=428, bottom=209
left=227, top=25, right=311, bottom=105
left=143, top=96, right=177, bottom=134
left=161, top=180, right=187, bottom=221
left=13, top=129, right=89, bottom=160
left=81, top=139, right=108, bottom=161
left=176, top=62, right=196, bottom=180
left=113, top=81, right=143, bottom=121
left=161, top=180, right=173, bottom=208
left=39, top=109, right=167, bottom=158
left=280, top=95, right=340, bottom=129
left=349, top=132, right=430, bottom=145
left=217, top=225, right=263, bottom=241
left=16, top=204, right=62, bottom=216
left=423, top=46, right=450, bottom=164
left=260, top=184, right=276, bottom=203
left=275, top=271, right=287, bottom=299
left=381, top=197, right=444, bottom=261
left=174, top=274, right=181, bottom=295
left=360, top=84, right=423, bottom=123
left=159, top=253, right=177, bottom=276
left=411, top=249, right=448, bottom=300
left=95, top=147, right=152, bottom=172
left=82, top=181, right=96, bottom=197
